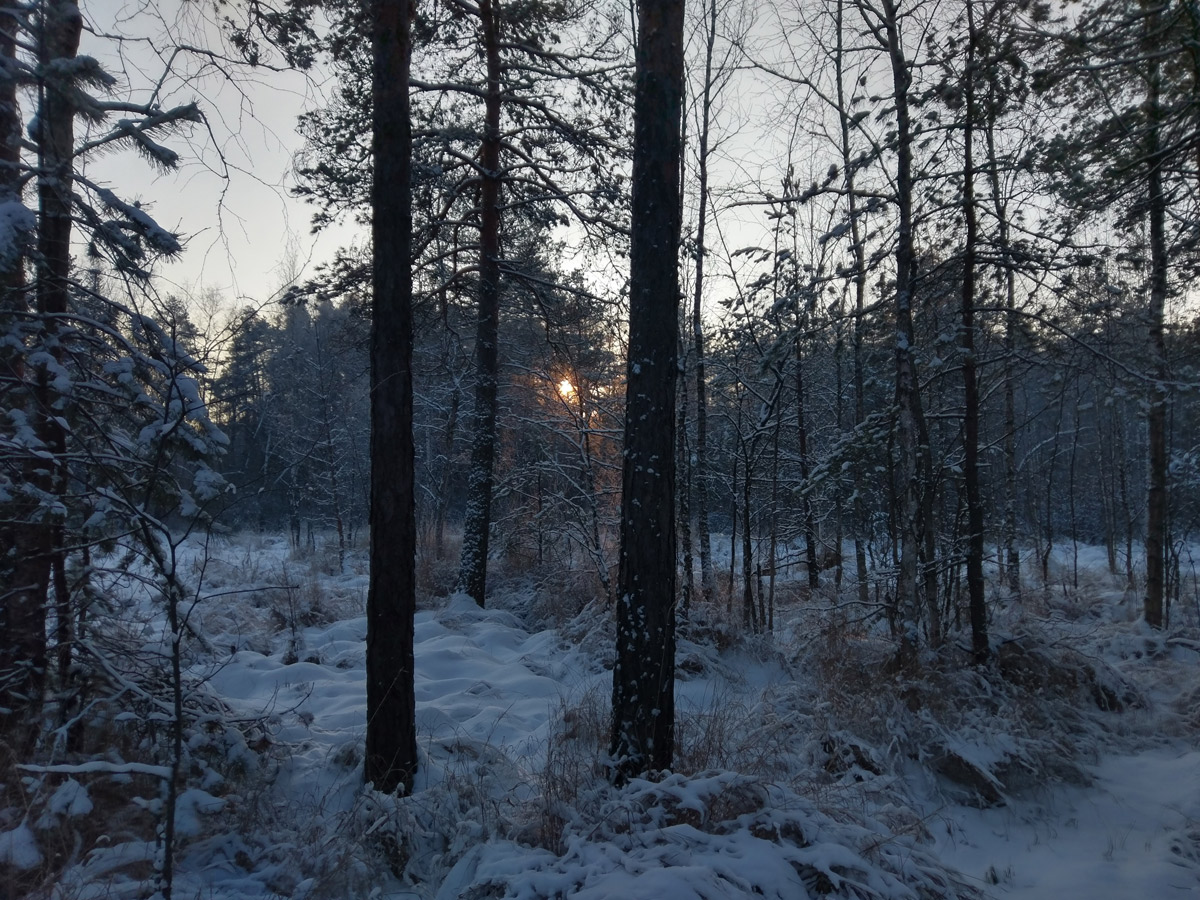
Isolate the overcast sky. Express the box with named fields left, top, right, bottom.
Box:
left=82, top=0, right=355, bottom=308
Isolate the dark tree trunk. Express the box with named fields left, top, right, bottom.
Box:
left=728, top=451, right=737, bottom=613
left=678, top=351, right=693, bottom=618
left=834, top=0, right=872, bottom=608
left=434, top=376, right=459, bottom=558
left=610, top=0, right=683, bottom=782
left=876, top=0, right=925, bottom=660
left=458, top=0, right=504, bottom=606
left=961, top=0, right=988, bottom=663
left=365, top=0, right=418, bottom=795
left=2, top=0, right=81, bottom=740
left=768, top=414, right=779, bottom=632
left=1144, top=23, right=1168, bottom=629
left=691, top=0, right=717, bottom=599
left=795, top=334, right=819, bottom=590
left=0, top=4, right=23, bottom=315
left=741, top=439, right=755, bottom=629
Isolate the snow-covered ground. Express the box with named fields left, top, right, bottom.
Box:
left=13, top=535, right=1200, bottom=898
left=938, top=746, right=1200, bottom=898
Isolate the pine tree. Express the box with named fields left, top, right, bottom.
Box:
left=365, top=0, right=418, bottom=794
left=610, top=0, right=684, bottom=782
left=1040, top=0, right=1200, bottom=627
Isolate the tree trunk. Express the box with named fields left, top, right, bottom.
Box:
left=365, top=0, right=418, bottom=795
left=458, top=0, right=504, bottom=606
left=1144, top=22, right=1168, bottom=628
left=835, top=0, right=872, bottom=609
left=876, top=0, right=925, bottom=660
left=982, top=66, right=1020, bottom=596
left=434, top=376, right=460, bottom=559
left=678, top=349, right=694, bottom=618
left=728, top=451, right=738, bottom=613
left=2, top=0, right=82, bottom=741
left=741, top=435, right=755, bottom=629
left=961, top=0, right=988, bottom=663
left=691, top=0, right=717, bottom=599
left=795, top=333, right=819, bottom=590
left=610, top=0, right=683, bottom=782
left=768, top=413, right=779, bottom=632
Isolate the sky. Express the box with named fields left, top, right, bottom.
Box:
left=82, top=0, right=356, bottom=308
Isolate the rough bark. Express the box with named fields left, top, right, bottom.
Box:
left=610, top=0, right=683, bottom=782
left=365, top=0, right=418, bottom=794
left=0, top=38, right=30, bottom=716
left=1144, top=17, right=1168, bottom=629
left=678, top=352, right=694, bottom=618
left=1, top=0, right=81, bottom=739
left=961, top=0, right=988, bottom=663
left=457, top=0, right=504, bottom=606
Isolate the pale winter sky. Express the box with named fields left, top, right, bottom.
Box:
left=82, top=0, right=355, bottom=308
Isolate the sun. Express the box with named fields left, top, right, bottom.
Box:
left=557, top=378, right=577, bottom=400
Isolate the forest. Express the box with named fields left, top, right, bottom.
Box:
left=2, top=0, right=1199, bottom=897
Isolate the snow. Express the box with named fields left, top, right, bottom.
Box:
left=0, top=822, right=42, bottom=870
left=0, top=198, right=33, bottom=263
left=938, top=748, right=1200, bottom=898
left=173, top=788, right=226, bottom=838
left=20, top=760, right=173, bottom=779
left=48, top=778, right=94, bottom=818
left=18, top=535, right=1200, bottom=899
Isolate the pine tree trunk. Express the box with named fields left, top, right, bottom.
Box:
left=1144, top=26, right=1169, bottom=628
left=834, top=0, right=872, bottom=609
left=40, top=0, right=82, bottom=720
left=2, top=0, right=82, bottom=740
left=458, top=0, right=504, bottom=606
left=961, top=1, right=988, bottom=663
left=0, top=3, right=22, bottom=316
left=982, top=72, right=1020, bottom=596
left=691, top=0, right=717, bottom=600
left=365, top=0, right=418, bottom=795
left=610, top=0, right=683, bottom=781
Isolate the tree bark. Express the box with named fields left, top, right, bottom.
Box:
left=691, top=0, right=717, bottom=599
left=961, top=0, right=988, bottom=663
left=610, top=0, right=683, bottom=782
left=795, top=332, right=819, bottom=590
left=875, top=0, right=926, bottom=660
left=0, top=66, right=30, bottom=719
left=741, top=435, right=755, bottom=629
left=1144, top=12, right=1168, bottom=628
left=678, top=350, right=694, bottom=618
left=365, top=0, right=418, bottom=795
left=458, top=0, right=505, bottom=606
left=834, top=0, right=872, bottom=609
left=2, top=0, right=81, bottom=740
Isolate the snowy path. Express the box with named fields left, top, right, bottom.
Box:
left=938, top=746, right=1200, bottom=897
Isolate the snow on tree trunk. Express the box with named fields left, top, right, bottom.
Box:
left=610, top=0, right=683, bottom=783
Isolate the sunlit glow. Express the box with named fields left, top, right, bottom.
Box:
left=558, top=378, right=576, bottom=400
